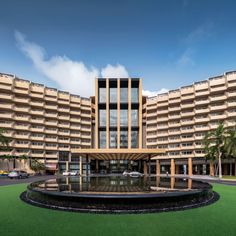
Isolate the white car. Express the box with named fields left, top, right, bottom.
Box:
left=122, top=170, right=130, bottom=176
left=62, top=171, right=79, bottom=176
left=70, top=171, right=79, bottom=176
left=129, top=171, right=144, bottom=177
left=62, top=171, right=70, bottom=176
left=8, top=170, right=29, bottom=179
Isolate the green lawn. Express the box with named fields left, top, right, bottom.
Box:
left=0, top=183, right=235, bottom=236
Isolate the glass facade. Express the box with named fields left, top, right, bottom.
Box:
left=120, top=110, right=128, bottom=127
left=99, top=110, right=106, bottom=127
left=99, top=131, right=106, bottom=148
left=131, top=109, right=138, bottom=126
left=110, top=131, right=117, bottom=148
left=131, top=87, right=139, bottom=103
left=131, top=130, right=139, bottom=148
left=120, top=87, right=128, bottom=103
left=99, top=87, right=106, bottom=103
left=120, top=130, right=128, bottom=148
left=110, top=88, right=117, bottom=103
left=110, top=109, right=117, bottom=126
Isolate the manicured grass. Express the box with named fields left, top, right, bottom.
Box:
left=223, top=175, right=236, bottom=180
left=0, top=184, right=235, bottom=236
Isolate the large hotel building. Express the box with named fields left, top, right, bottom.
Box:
left=0, top=71, right=236, bottom=176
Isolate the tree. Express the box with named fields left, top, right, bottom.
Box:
left=203, top=123, right=226, bottom=178
left=0, top=128, right=11, bottom=151
left=18, top=154, right=29, bottom=170
left=224, top=125, right=236, bottom=175
left=30, top=159, right=45, bottom=174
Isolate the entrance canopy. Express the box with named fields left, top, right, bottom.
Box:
left=71, top=148, right=165, bottom=161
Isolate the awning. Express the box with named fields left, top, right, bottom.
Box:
left=45, top=164, right=58, bottom=170
left=71, top=148, right=165, bottom=161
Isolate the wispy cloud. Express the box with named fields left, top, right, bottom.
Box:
left=142, top=88, right=169, bottom=97
left=176, top=48, right=195, bottom=67
left=176, top=22, right=214, bottom=67
left=14, top=31, right=129, bottom=97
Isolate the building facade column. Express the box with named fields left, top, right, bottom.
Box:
left=156, top=160, right=160, bottom=175
left=96, top=159, right=99, bottom=173
left=86, top=154, right=89, bottom=176
left=175, top=164, right=179, bottom=175
left=79, top=156, right=83, bottom=176
left=66, top=161, right=69, bottom=172
left=188, top=158, right=192, bottom=176
left=210, top=161, right=214, bottom=176
left=171, top=158, right=175, bottom=176
left=143, top=161, right=147, bottom=175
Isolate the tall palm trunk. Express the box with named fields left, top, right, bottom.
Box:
left=218, top=149, right=222, bottom=178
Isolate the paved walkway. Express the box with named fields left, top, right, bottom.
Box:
left=0, top=175, right=55, bottom=186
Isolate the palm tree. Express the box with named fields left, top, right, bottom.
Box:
left=203, top=123, right=226, bottom=178
left=0, top=128, right=12, bottom=170
left=224, top=126, right=236, bottom=175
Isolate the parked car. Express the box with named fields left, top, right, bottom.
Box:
left=8, top=170, right=29, bottom=179
left=122, top=170, right=130, bottom=176
left=129, top=171, right=144, bottom=177
left=0, top=170, right=9, bottom=176
left=62, top=171, right=79, bottom=176
left=62, top=171, right=70, bottom=176
left=70, top=171, right=79, bottom=176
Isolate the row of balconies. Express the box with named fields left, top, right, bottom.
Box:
left=147, top=90, right=236, bottom=108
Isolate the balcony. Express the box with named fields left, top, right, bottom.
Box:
left=147, top=119, right=157, bottom=125
left=44, top=104, right=58, bottom=110
left=45, top=120, right=58, bottom=126
left=0, top=113, right=13, bottom=119
left=181, top=94, right=194, bottom=101
left=14, top=88, right=28, bottom=95
left=45, top=137, right=58, bottom=142
left=14, top=134, right=30, bottom=139
left=195, top=90, right=210, bottom=97
left=30, top=101, right=44, bottom=107
left=30, top=136, right=45, bottom=141
left=156, top=110, right=168, bottom=115
left=14, top=143, right=30, bottom=148
left=58, top=107, right=70, bottom=113
left=0, top=104, right=13, bottom=109
left=0, top=94, right=12, bottom=100
left=210, top=95, right=227, bottom=102
left=30, top=110, right=45, bottom=116
left=14, top=124, right=30, bottom=130
left=81, top=119, right=91, bottom=125
left=14, top=106, right=29, bottom=113
left=58, top=115, right=70, bottom=121
left=30, top=127, right=45, bottom=132
left=181, top=103, right=194, bottom=109
left=81, top=133, right=91, bottom=139
left=195, top=108, right=209, bottom=114
left=168, top=114, right=180, bottom=120
left=0, top=84, right=12, bottom=91
left=31, top=118, right=44, bottom=124
left=169, top=99, right=181, bottom=104
left=58, top=100, right=70, bottom=105
left=31, top=153, right=45, bottom=158
left=210, top=85, right=227, bottom=93
left=58, top=139, right=70, bottom=144
left=45, top=129, right=58, bottom=134
left=168, top=107, right=180, bottom=112
left=70, top=110, right=81, bottom=116
left=45, top=113, right=58, bottom=118
left=195, top=100, right=209, bottom=106
left=194, top=126, right=209, bottom=132
left=209, top=114, right=226, bottom=120
left=44, top=96, right=57, bottom=102
left=14, top=116, right=30, bottom=122
left=45, top=145, right=58, bottom=150
left=228, top=91, right=236, bottom=98
left=30, top=92, right=44, bottom=99
left=194, top=117, right=209, bottom=123
left=228, top=81, right=236, bottom=88
left=58, top=123, right=70, bottom=128
left=14, top=97, right=30, bottom=103
left=181, top=112, right=195, bottom=117
left=0, top=122, right=13, bottom=128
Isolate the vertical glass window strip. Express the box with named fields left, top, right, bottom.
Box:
left=99, top=110, right=106, bottom=127
left=110, top=131, right=117, bottom=148
left=131, top=109, right=138, bottom=126
left=110, top=88, right=117, bottom=103
left=120, top=131, right=128, bottom=148
left=110, top=110, right=117, bottom=127
left=131, top=87, right=139, bottom=103
left=120, top=87, right=128, bottom=103
left=99, top=87, right=106, bottom=103
left=99, top=131, right=106, bottom=148
left=120, top=110, right=128, bottom=127
left=131, top=130, right=139, bottom=148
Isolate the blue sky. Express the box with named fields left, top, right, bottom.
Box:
left=1, top=0, right=236, bottom=96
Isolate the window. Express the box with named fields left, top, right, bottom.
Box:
left=99, top=87, right=106, bottom=103
left=110, top=88, right=117, bottom=103
left=110, top=110, right=117, bottom=126
left=110, top=131, right=117, bottom=148
left=131, top=87, right=138, bottom=103
left=120, top=110, right=128, bottom=127
left=131, top=130, right=138, bottom=148
left=131, top=109, right=138, bottom=126
left=99, top=131, right=106, bottom=148
left=99, top=110, right=106, bottom=127
left=120, top=87, right=128, bottom=103
left=120, top=130, right=128, bottom=148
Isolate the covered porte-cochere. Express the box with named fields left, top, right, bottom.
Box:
left=70, top=148, right=165, bottom=176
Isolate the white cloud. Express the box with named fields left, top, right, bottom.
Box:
left=101, top=64, right=129, bottom=78
left=142, top=88, right=169, bottom=97
left=14, top=31, right=129, bottom=97
left=176, top=48, right=195, bottom=67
